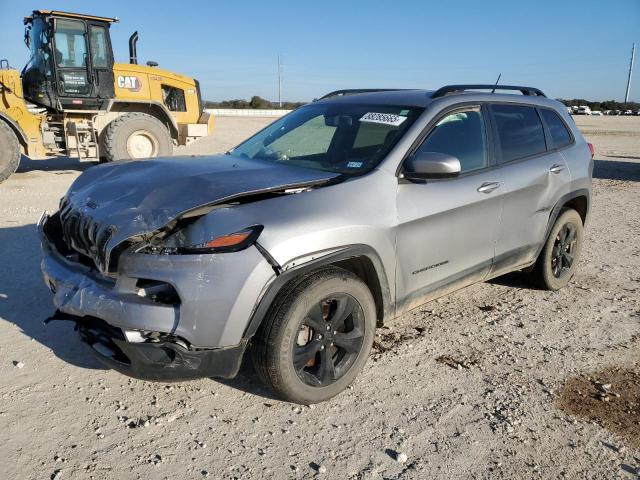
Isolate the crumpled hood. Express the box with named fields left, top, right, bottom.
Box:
left=59, top=155, right=340, bottom=269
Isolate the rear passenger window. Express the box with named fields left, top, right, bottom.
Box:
left=416, top=108, right=487, bottom=173
left=492, top=105, right=546, bottom=162
left=540, top=109, right=572, bottom=148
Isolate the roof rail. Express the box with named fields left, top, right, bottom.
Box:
left=317, top=88, right=408, bottom=100
left=432, top=84, right=546, bottom=99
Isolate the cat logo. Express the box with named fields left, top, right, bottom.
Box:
left=117, top=75, right=142, bottom=92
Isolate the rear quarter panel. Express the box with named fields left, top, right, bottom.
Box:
left=559, top=113, right=594, bottom=213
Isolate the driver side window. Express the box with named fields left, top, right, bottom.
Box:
left=416, top=108, right=488, bottom=173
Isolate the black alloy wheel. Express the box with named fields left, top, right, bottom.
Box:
left=529, top=208, right=584, bottom=291
left=551, top=222, right=577, bottom=278
left=293, top=294, right=365, bottom=387
left=252, top=266, right=376, bottom=404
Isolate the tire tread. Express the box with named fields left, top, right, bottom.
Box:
left=252, top=266, right=372, bottom=403
left=0, top=120, right=20, bottom=183
left=102, top=112, right=172, bottom=161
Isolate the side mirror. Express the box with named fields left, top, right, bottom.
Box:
left=402, top=151, right=461, bottom=180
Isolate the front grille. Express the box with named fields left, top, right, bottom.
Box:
left=58, top=199, right=115, bottom=272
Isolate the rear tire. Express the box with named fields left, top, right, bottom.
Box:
left=252, top=267, right=376, bottom=404
left=0, top=121, right=20, bottom=183
left=102, top=113, right=172, bottom=161
left=529, top=208, right=584, bottom=291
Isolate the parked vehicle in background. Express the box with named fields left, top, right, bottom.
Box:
left=575, top=106, right=592, bottom=115
left=624, top=110, right=634, bottom=115
left=591, top=111, right=603, bottom=116
left=634, top=110, right=640, bottom=116
left=40, top=84, right=594, bottom=404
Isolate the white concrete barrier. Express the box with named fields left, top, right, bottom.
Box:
left=205, top=109, right=293, bottom=117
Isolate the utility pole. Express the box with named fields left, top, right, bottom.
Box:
left=277, top=55, right=283, bottom=108
left=625, top=43, right=635, bottom=103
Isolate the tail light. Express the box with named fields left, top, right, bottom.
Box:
left=587, top=143, right=595, bottom=158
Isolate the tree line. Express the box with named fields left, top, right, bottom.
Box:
left=204, top=96, right=305, bottom=110
left=558, top=98, right=639, bottom=111
left=204, top=95, right=640, bottom=112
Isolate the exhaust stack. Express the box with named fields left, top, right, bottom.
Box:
left=129, top=31, right=139, bottom=65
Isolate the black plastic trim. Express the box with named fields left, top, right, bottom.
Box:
left=242, top=245, right=393, bottom=340
left=47, top=313, right=247, bottom=380
left=533, top=189, right=591, bottom=260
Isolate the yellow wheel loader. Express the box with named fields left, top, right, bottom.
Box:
left=0, top=10, right=214, bottom=183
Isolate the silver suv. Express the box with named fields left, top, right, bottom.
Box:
left=40, top=85, right=593, bottom=404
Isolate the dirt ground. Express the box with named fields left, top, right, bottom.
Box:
left=0, top=115, right=639, bottom=480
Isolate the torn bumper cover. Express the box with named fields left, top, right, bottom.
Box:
left=39, top=214, right=273, bottom=381
left=46, top=312, right=246, bottom=380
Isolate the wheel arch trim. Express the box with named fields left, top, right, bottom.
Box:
left=243, top=244, right=393, bottom=341
left=535, top=188, right=590, bottom=259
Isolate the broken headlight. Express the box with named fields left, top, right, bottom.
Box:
left=143, top=225, right=264, bottom=255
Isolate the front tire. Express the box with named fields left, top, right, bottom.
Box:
left=530, top=208, right=584, bottom=290
left=0, top=121, right=20, bottom=183
left=102, top=113, right=172, bottom=161
left=252, top=267, right=376, bottom=404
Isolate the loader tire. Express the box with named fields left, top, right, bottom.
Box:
left=103, top=113, right=172, bottom=161
left=0, top=121, right=20, bottom=184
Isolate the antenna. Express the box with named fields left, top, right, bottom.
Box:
left=491, top=73, right=502, bottom=93
left=625, top=43, right=635, bottom=103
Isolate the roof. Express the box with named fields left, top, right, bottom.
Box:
left=25, top=10, right=119, bottom=24
left=314, top=85, right=562, bottom=110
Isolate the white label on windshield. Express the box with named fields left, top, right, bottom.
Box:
left=359, top=112, right=407, bottom=126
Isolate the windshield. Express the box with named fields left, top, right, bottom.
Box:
left=229, top=103, right=424, bottom=175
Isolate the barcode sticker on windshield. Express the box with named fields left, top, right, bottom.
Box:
left=359, top=112, right=407, bottom=126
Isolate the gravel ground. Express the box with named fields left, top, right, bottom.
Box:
left=0, top=115, right=638, bottom=480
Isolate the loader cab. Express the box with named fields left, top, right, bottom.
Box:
left=22, top=11, right=116, bottom=110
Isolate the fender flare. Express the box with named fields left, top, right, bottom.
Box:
left=0, top=111, right=28, bottom=147
left=242, top=244, right=393, bottom=340
left=534, top=188, right=591, bottom=259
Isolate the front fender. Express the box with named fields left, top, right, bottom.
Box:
left=242, top=244, right=393, bottom=340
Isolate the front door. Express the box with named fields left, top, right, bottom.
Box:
left=395, top=106, right=503, bottom=314
left=52, top=18, right=94, bottom=98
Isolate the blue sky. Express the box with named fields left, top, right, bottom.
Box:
left=1, top=0, right=638, bottom=102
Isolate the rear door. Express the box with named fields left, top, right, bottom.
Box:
left=395, top=105, right=503, bottom=313
left=488, top=103, right=572, bottom=274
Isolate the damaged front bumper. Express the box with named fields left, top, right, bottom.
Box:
left=46, top=312, right=247, bottom=380
left=38, top=212, right=275, bottom=380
